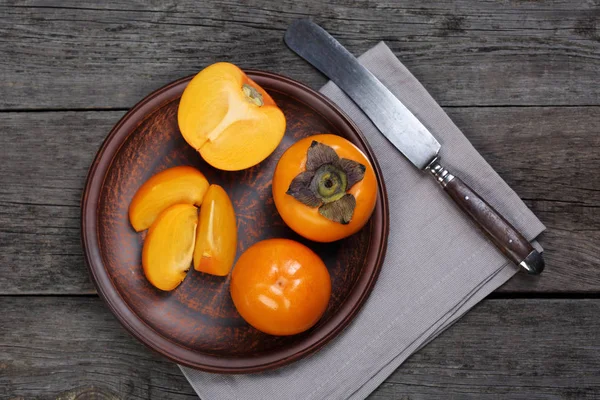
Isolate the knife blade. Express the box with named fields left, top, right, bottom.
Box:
left=285, top=19, right=544, bottom=274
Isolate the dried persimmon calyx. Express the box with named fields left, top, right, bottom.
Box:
left=286, top=140, right=366, bottom=224
left=318, top=193, right=356, bottom=224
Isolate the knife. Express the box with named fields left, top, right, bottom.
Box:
left=284, top=19, right=544, bottom=274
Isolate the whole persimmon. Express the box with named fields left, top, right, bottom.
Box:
left=272, top=134, right=377, bottom=242
left=230, top=239, right=331, bottom=336
left=178, top=62, right=286, bottom=171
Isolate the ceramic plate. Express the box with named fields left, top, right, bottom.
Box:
left=81, top=70, right=389, bottom=373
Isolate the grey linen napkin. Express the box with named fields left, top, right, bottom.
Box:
left=180, top=42, right=545, bottom=400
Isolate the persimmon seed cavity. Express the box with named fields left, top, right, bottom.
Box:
left=242, top=84, right=264, bottom=106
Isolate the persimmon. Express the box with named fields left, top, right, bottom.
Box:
left=129, top=166, right=209, bottom=232
left=230, top=239, right=331, bottom=336
left=193, top=184, right=237, bottom=276
left=142, top=204, right=198, bottom=291
left=178, top=62, right=286, bottom=171
left=272, top=134, right=377, bottom=242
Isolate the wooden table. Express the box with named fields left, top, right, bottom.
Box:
left=1, top=1, right=599, bottom=398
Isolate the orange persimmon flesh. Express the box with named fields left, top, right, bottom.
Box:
left=142, top=204, right=198, bottom=291
left=178, top=62, right=286, bottom=171
left=129, top=166, right=209, bottom=232
left=193, top=184, right=237, bottom=276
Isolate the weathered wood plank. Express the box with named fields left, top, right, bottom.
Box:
left=1, top=0, right=599, bottom=109
left=369, top=298, right=600, bottom=400
left=0, top=296, right=197, bottom=400
left=0, top=297, right=598, bottom=399
left=0, top=111, right=117, bottom=294
left=445, top=106, right=600, bottom=293
left=0, top=106, right=598, bottom=294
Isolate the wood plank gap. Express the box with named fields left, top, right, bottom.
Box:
left=0, top=4, right=169, bottom=14
left=0, top=293, right=98, bottom=297
left=442, top=104, right=600, bottom=109
left=1, top=104, right=600, bottom=113
left=488, top=292, right=600, bottom=300
left=0, top=107, right=130, bottom=113
left=2, top=293, right=600, bottom=299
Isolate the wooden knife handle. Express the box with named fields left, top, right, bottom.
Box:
left=428, top=159, right=544, bottom=274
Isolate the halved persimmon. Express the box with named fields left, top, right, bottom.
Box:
left=177, top=62, right=286, bottom=171
left=193, top=184, right=237, bottom=276
left=128, top=166, right=209, bottom=232
left=142, top=204, right=198, bottom=291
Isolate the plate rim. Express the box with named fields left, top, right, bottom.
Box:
left=81, top=69, right=389, bottom=373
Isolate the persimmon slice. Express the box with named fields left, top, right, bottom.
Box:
left=128, top=166, right=209, bottom=232
left=142, top=204, right=198, bottom=291
left=193, top=184, right=237, bottom=276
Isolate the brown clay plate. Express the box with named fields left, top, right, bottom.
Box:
left=81, top=70, right=389, bottom=373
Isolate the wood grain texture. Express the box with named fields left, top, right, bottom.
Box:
left=369, top=297, right=600, bottom=400
left=445, top=106, right=600, bottom=293
left=1, top=296, right=598, bottom=399
left=1, top=1, right=598, bottom=398
left=1, top=0, right=600, bottom=109
left=1, top=106, right=598, bottom=294
left=0, top=111, right=116, bottom=294
left=0, top=296, right=197, bottom=400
